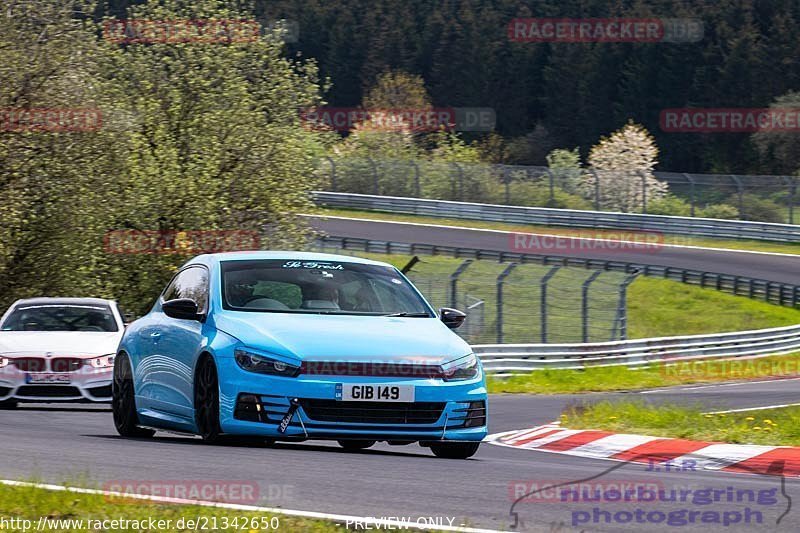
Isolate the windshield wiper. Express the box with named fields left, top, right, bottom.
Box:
left=384, top=312, right=431, bottom=317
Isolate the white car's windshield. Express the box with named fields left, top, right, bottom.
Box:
left=1, top=304, right=119, bottom=332
left=221, top=259, right=433, bottom=316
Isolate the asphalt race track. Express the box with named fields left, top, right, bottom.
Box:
left=3, top=217, right=800, bottom=532
left=307, top=216, right=800, bottom=284
left=2, top=379, right=800, bottom=532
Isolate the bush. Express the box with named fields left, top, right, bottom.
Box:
left=646, top=194, right=692, bottom=216
left=506, top=181, right=593, bottom=209
left=734, top=194, right=785, bottom=223
left=697, top=204, right=740, bottom=220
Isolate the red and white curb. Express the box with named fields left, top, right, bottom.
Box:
left=486, top=424, right=800, bottom=477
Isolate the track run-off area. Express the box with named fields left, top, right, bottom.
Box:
left=3, top=378, right=800, bottom=532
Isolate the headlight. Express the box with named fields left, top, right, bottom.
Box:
left=441, top=353, right=479, bottom=381
left=0, top=357, right=8, bottom=369
left=87, top=354, right=115, bottom=369
left=234, top=349, right=301, bottom=377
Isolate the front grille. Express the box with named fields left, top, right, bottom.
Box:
left=16, top=385, right=81, bottom=398
left=0, top=386, right=11, bottom=397
left=51, top=358, right=84, bottom=373
left=300, top=361, right=442, bottom=378
left=300, top=399, right=445, bottom=425
left=12, top=358, right=47, bottom=372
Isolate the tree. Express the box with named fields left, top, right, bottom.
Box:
left=0, top=0, right=328, bottom=314
left=752, top=90, right=800, bottom=175
left=0, top=1, right=126, bottom=308
left=580, top=121, right=666, bottom=212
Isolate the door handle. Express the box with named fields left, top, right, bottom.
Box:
left=150, top=332, right=161, bottom=338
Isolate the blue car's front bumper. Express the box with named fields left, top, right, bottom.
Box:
left=215, top=357, right=488, bottom=442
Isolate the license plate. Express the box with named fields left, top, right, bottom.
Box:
left=26, top=373, right=71, bottom=384
left=336, top=384, right=414, bottom=402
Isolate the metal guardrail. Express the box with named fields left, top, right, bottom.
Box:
left=316, top=236, right=800, bottom=307
left=473, top=323, right=800, bottom=373
left=313, top=191, right=800, bottom=243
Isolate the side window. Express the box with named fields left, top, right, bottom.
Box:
left=162, top=267, right=209, bottom=311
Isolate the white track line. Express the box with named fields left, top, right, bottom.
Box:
left=0, top=480, right=508, bottom=533
left=639, top=377, right=800, bottom=394
left=304, top=214, right=800, bottom=259
left=704, top=402, right=800, bottom=415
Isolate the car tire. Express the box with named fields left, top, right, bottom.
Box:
left=112, top=353, right=155, bottom=438
left=337, top=439, right=376, bottom=450
left=0, top=399, right=18, bottom=410
left=430, top=441, right=480, bottom=459
left=195, top=356, right=223, bottom=444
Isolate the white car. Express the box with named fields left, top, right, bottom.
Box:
left=0, top=298, right=125, bottom=407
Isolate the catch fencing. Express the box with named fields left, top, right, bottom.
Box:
left=318, top=158, right=800, bottom=224
left=313, top=191, right=800, bottom=242
left=314, top=236, right=800, bottom=308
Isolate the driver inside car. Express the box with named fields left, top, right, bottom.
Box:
left=227, top=282, right=256, bottom=307
left=301, top=285, right=341, bottom=310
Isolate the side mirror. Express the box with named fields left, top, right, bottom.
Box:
left=439, top=307, right=466, bottom=329
left=162, top=298, right=202, bottom=321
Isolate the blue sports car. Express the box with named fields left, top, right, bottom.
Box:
left=112, top=252, right=487, bottom=458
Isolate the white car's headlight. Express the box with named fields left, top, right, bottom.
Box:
left=441, top=353, right=479, bottom=381
left=87, top=354, right=115, bottom=369
left=0, top=357, right=9, bottom=369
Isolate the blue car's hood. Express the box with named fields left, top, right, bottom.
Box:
left=214, top=312, right=471, bottom=365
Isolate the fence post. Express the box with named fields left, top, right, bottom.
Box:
left=503, top=165, right=511, bottom=205
left=367, top=157, right=379, bottom=195
left=789, top=177, right=797, bottom=225
left=590, top=169, right=600, bottom=210
left=410, top=160, right=421, bottom=197
left=325, top=156, right=337, bottom=191
left=545, top=168, right=555, bottom=205
left=611, top=270, right=641, bottom=341
left=540, top=265, right=561, bottom=343
left=683, top=173, right=696, bottom=217
left=450, top=259, right=473, bottom=308
left=639, top=170, right=648, bottom=213
left=730, top=175, right=744, bottom=220
left=496, top=263, right=518, bottom=343
left=582, top=270, right=603, bottom=343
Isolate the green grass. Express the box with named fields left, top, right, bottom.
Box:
left=628, top=277, right=800, bottom=338
left=486, top=351, right=800, bottom=394
left=0, top=482, right=339, bottom=532
left=561, top=400, right=800, bottom=446
left=313, top=207, right=800, bottom=256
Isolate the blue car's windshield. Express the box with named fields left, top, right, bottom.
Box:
left=221, top=259, right=433, bottom=316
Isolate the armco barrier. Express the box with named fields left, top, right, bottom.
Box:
left=473, top=323, right=800, bottom=373
left=315, top=236, right=800, bottom=307
left=313, top=191, right=800, bottom=243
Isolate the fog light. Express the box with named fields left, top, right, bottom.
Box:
left=463, top=400, right=486, bottom=428
left=234, top=393, right=263, bottom=422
